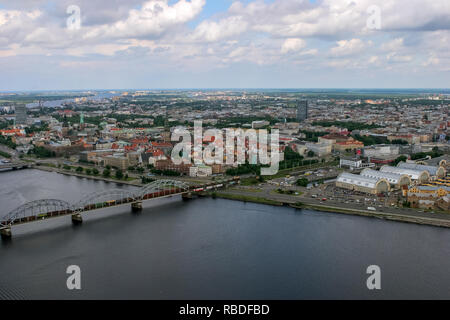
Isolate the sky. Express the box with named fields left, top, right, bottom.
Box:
left=0, top=0, right=449, bottom=90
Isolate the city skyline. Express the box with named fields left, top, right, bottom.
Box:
left=0, top=0, right=449, bottom=90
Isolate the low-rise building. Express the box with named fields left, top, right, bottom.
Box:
left=360, top=168, right=411, bottom=189
left=155, top=159, right=192, bottom=175
left=305, top=141, right=332, bottom=157
left=397, top=162, right=446, bottom=179
left=319, top=133, right=364, bottom=152
left=190, top=165, right=213, bottom=177
left=104, top=155, right=129, bottom=170
left=251, top=120, right=270, bottom=129
left=336, top=172, right=391, bottom=194
left=380, top=166, right=430, bottom=183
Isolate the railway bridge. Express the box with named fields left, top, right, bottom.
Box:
left=0, top=178, right=239, bottom=239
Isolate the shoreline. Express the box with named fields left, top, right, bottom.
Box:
left=210, top=192, right=450, bottom=229
left=10, top=167, right=450, bottom=229
left=34, top=166, right=142, bottom=187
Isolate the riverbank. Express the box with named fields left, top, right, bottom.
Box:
left=35, top=166, right=143, bottom=186
left=290, top=202, right=450, bottom=228
left=211, top=190, right=450, bottom=229
left=211, top=192, right=285, bottom=206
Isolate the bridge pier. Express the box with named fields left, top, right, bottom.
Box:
left=182, top=192, right=193, bottom=201
left=1, top=227, right=12, bottom=240
left=131, top=201, right=143, bottom=213
left=71, top=213, right=83, bottom=225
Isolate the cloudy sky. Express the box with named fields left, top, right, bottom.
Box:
left=0, top=0, right=449, bottom=90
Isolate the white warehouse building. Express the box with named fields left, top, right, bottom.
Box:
left=380, top=166, right=430, bottom=183
left=360, top=168, right=411, bottom=189
left=336, top=172, right=391, bottom=195
left=397, top=162, right=446, bottom=179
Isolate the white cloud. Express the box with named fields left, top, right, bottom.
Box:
left=281, top=38, right=306, bottom=54
left=0, top=0, right=450, bottom=88
left=192, top=15, right=248, bottom=42
left=330, top=38, right=366, bottom=57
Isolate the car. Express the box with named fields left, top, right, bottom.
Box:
left=367, top=207, right=376, bottom=211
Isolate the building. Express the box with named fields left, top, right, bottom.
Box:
left=296, top=100, right=308, bottom=122
left=363, top=144, right=400, bottom=159
left=127, top=152, right=142, bottom=166
left=409, top=185, right=450, bottom=197
left=424, top=155, right=449, bottom=168
left=340, top=157, right=376, bottom=170
left=103, top=155, right=129, bottom=170
left=189, top=165, right=213, bottom=177
left=336, top=172, right=390, bottom=195
left=79, top=149, right=115, bottom=163
left=340, top=157, right=362, bottom=169
left=305, top=141, right=332, bottom=157
left=436, top=196, right=450, bottom=211
left=318, top=133, right=364, bottom=152
left=15, top=104, right=27, bottom=125
left=397, top=162, right=446, bottom=179
left=360, top=168, right=411, bottom=189
left=0, top=128, right=26, bottom=137
left=407, top=186, right=450, bottom=210
left=155, top=159, right=192, bottom=175
left=251, top=120, right=270, bottom=129
left=387, top=134, right=418, bottom=144
left=44, top=141, right=92, bottom=157
left=211, top=163, right=224, bottom=174
left=380, top=166, right=430, bottom=183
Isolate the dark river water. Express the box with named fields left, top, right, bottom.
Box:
left=1, top=169, right=450, bottom=299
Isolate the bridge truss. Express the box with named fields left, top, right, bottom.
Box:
left=1, top=199, right=72, bottom=228
left=1, top=179, right=192, bottom=228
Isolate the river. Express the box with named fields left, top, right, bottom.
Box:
left=1, top=169, right=450, bottom=299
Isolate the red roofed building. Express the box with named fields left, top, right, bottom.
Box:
left=319, top=133, right=364, bottom=152
left=151, top=142, right=173, bottom=156
left=0, top=129, right=25, bottom=137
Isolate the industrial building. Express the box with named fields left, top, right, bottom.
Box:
left=380, top=166, right=430, bottom=183
left=360, top=168, right=411, bottom=189
left=397, top=162, right=446, bottom=179
left=336, top=172, right=391, bottom=195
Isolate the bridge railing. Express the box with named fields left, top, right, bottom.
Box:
left=0, top=179, right=193, bottom=227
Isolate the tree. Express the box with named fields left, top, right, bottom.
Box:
left=103, top=169, right=111, bottom=178
left=392, top=155, right=407, bottom=166
left=85, top=168, right=92, bottom=175
left=296, top=178, right=309, bottom=187
left=92, top=168, right=99, bottom=175
left=115, top=169, right=124, bottom=179
left=391, top=139, right=408, bottom=145
left=136, top=167, right=145, bottom=174
left=307, top=150, right=315, bottom=158
left=76, top=166, right=83, bottom=173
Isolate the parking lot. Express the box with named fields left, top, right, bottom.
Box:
left=303, top=182, right=403, bottom=209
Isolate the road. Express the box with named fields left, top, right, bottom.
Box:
left=220, top=183, right=450, bottom=223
